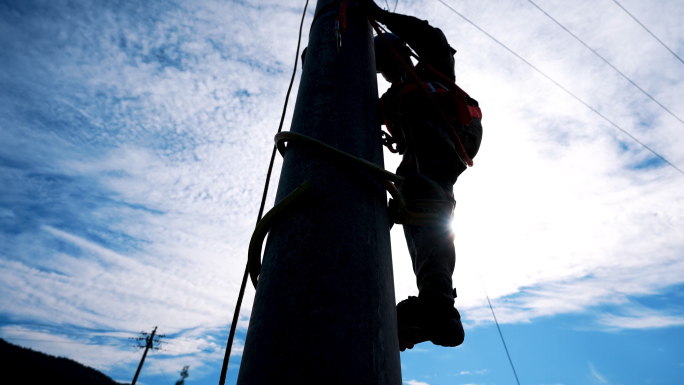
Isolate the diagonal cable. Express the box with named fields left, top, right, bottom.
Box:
left=525, top=0, right=684, bottom=127
left=149, top=353, right=172, bottom=385
left=436, top=0, right=684, bottom=177
left=611, top=0, right=684, bottom=65
left=479, top=275, right=522, bottom=385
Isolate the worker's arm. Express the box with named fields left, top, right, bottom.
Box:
left=365, top=3, right=456, bottom=81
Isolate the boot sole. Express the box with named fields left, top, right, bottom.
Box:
left=428, top=318, right=464, bottom=347
left=399, top=319, right=464, bottom=348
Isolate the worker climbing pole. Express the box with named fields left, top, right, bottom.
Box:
left=235, top=0, right=402, bottom=383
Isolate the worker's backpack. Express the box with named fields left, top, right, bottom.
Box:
left=379, top=60, right=482, bottom=162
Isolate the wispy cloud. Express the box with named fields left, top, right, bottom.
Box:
left=404, top=380, right=430, bottom=385
left=589, top=362, right=608, bottom=384
left=598, top=308, right=684, bottom=329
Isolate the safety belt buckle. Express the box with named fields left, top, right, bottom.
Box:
left=334, top=20, right=341, bottom=53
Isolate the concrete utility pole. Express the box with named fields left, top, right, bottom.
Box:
left=236, top=0, right=401, bottom=383
left=131, top=326, right=158, bottom=385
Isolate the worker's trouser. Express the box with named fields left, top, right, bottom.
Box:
left=399, top=173, right=456, bottom=306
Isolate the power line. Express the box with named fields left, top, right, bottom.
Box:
left=436, top=0, right=684, bottom=177
left=610, top=0, right=684, bottom=65
left=479, top=275, right=522, bottom=385
left=110, top=348, right=143, bottom=368
left=525, top=0, right=684, bottom=127
left=149, top=353, right=172, bottom=385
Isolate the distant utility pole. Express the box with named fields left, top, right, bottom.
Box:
left=130, top=326, right=165, bottom=385
left=236, top=0, right=401, bottom=383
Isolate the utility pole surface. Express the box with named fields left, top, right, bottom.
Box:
left=236, top=0, right=401, bottom=383
left=131, top=326, right=157, bottom=385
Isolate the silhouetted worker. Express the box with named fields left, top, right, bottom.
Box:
left=364, top=1, right=483, bottom=351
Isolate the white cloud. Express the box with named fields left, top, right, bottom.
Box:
left=589, top=362, right=608, bottom=384
left=404, top=380, right=430, bottom=385
left=598, top=308, right=684, bottom=329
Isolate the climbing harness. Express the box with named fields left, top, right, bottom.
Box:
left=408, top=51, right=482, bottom=121
left=388, top=197, right=455, bottom=227
left=370, top=18, right=479, bottom=167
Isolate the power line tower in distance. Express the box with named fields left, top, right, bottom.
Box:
left=130, top=326, right=165, bottom=385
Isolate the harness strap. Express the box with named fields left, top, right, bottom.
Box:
left=370, top=18, right=473, bottom=167
left=410, top=52, right=483, bottom=121
left=390, top=198, right=455, bottom=226
left=335, top=1, right=348, bottom=33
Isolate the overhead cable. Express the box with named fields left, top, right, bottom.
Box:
left=436, top=0, right=684, bottom=177
left=149, top=353, right=172, bottom=385
left=525, top=0, right=684, bottom=127
left=479, top=275, right=522, bottom=385
left=610, top=0, right=684, bottom=66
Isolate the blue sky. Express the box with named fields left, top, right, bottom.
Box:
left=1, top=0, right=683, bottom=384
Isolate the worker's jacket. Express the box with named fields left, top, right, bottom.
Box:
left=378, top=13, right=483, bottom=185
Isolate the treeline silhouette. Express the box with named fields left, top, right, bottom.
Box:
left=0, top=338, right=125, bottom=385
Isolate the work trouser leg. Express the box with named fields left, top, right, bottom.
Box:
left=399, top=173, right=456, bottom=305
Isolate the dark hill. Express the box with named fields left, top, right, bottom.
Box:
left=0, top=338, right=126, bottom=385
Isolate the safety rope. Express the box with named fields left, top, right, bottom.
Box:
left=217, top=0, right=310, bottom=384
left=248, top=130, right=418, bottom=290
left=248, top=181, right=315, bottom=288
left=370, top=18, right=474, bottom=167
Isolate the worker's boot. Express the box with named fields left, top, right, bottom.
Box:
left=397, top=293, right=464, bottom=351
